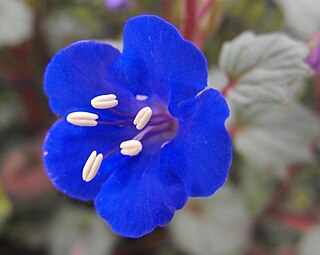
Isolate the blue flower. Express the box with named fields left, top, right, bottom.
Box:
left=43, top=15, right=232, bottom=238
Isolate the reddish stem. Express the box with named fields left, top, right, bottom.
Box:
left=196, top=0, right=214, bottom=20
left=161, top=0, right=172, bottom=21
left=270, top=210, right=315, bottom=233
left=228, top=125, right=241, bottom=137
left=194, top=33, right=205, bottom=50
left=181, top=0, right=197, bottom=40
left=266, top=165, right=302, bottom=214
left=221, top=79, right=238, bottom=97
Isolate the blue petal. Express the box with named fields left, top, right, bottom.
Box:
left=94, top=151, right=187, bottom=238
left=110, top=15, right=208, bottom=109
left=44, top=40, right=139, bottom=118
left=43, top=120, right=137, bottom=201
left=164, top=89, right=232, bottom=197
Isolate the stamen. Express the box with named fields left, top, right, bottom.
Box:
left=66, top=112, right=98, bottom=126
left=133, top=107, right=152, bottom=130
left=91, top=94, right=118, bottom=109
left=82, top=151, right=103, bottom=182
left=120, top=140, right=142, bottom=156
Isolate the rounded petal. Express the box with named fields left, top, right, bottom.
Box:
left=44, top=40, right=137, bottom=118
left=110, top=15, right=208, bottom=108
left=164, top=89, right=232, bottom=197
left=43, top=120, right=137, bottom=201
left=94, top=151, right=187, bottom=238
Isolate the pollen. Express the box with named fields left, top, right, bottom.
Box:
left=66, top=112, right=98, bottom=126
left=120, top=140, right=143, bottom=156
left=82, top=151, right=103, bottom=182
left=133, top=107, right=152, bottom=130
left=91, top=94, right=118, bottom=109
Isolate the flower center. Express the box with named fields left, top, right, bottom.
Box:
left=66, top=94, right=178, bottom=182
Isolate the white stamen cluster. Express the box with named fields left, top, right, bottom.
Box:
left=66, top=112, right=98, bottom=126
left=91, top=94, right=118, bottom=109
left=67, top=94, right=155, bottom=182
left=82, top=151, right=103, bottom=182
left=120, top=140, right=142, bottom=156
left=133, top=107, right=152, bottom=130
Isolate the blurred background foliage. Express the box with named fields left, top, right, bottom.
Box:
left=0, top=0, right=320, bottom=254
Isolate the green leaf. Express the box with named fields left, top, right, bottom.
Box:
left=169, top=185, right=250, bottom=255
left=233, top=103, right=318, bottom=177
left=0, top=185, right=11, bottom=230
left=275, top=0, right=320, bottom=39
left=239, top=167, right=275, bottom=217
left=48, top=206, right=117, bottom=255
left=218, top=31, right=310, bottom=105
left=298, top=225, right=320, bottom=255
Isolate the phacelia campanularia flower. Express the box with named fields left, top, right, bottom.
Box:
left=43, top=15, right=232, bottom=238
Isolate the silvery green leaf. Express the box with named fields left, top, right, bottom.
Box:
left=44, top=8, right=104, bottom=52
left=239, top=167, right=275, bottom=217
left=48, top=206, right=117, bottom=255
left=169, top=185, right=250, bottom=255
left=208, top=67, right=229, bottom=91
left=234, top=103, right=318, bottom=178
left=275, top=0, right=320, bottom=39
left=298, top=226, right=320, bottom=255
left=0, top=0, right=33, bottom=47
left=219, top=31, right=310, bottom=105
left=0, top=95, right=26, bottom=133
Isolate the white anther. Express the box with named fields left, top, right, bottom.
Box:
left=82, top=151, right=103, bottom=182
left=91, top=94, right=118, bottom=109
left=66, top=112, right=98, bottom=126
left=133, top=107, right=152, bottom=130
left=120, top=140, right=142, bottom=156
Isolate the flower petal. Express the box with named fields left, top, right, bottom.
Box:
left=43, top=120, right=137, bottom=201
left=94, top=151, right=187, bottom=238
left=110, top=15, right=208, bottom=109
left=165, top=89, right=232, bottom=197
left=44, top=40, right=137, bottom=118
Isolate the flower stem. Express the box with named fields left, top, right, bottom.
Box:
left=266, top=165, right=302, bottom=214
left=221, top=79, right=238, bottom=97
left=196, top=0, right=214, bottom=20
left=161, top=0, right=172, bottom=22
left=269, top=210, right=315, bottom=232
left=181, top=0, right=197, bottom=40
